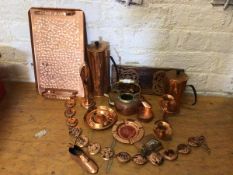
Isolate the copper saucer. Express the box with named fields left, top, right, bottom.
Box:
left=112, top=119, right=144, bottom=144
left=84, top=106, right=117, bottom=130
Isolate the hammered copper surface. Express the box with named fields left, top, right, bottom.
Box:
left=29, top=8, right=85, bottom=99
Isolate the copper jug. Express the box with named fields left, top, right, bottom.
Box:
left=165, top=70, right=197, bottom=113
left=86, top=41, right=110, bottom=97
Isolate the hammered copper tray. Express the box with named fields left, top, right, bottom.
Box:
left=29, top=8, right=85, bottom=99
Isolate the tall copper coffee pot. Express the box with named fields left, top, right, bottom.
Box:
left=86, top=41, right=110, bottom=97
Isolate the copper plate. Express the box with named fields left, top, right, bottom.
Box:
left=84, top=106, right=117, bottom=130
left=112, top=119, right=144, bottom=144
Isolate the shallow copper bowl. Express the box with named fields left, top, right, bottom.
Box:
left=84, top=106, right=117, bottom=130
left=112, top=119, right=144, bottom=144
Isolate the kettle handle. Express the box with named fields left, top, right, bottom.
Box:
left=186, top=85, right=197, bottom=105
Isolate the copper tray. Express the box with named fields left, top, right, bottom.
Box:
left=84, top=106, right=118, bottom=130
left=112, top=119, right=144, bottom=144
left=28, top=8, right=85, bottom=99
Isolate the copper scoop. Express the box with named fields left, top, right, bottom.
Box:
left=69, top=145, right=98, bottom=174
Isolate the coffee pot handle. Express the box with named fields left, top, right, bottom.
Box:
left=110, top=56, right=119, bottom=82
left=186, top=85, right=197, bottom=105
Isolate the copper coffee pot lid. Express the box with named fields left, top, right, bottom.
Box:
left=87, top=41, right=108, bottom=53
left=166, top=70, right=188, bottom=83
left=84, top=106, right=117, bottom=130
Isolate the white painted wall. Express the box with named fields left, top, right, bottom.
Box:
left=0, top=0, right=233, bottom=96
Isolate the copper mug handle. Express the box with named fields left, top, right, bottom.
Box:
left=186, top=85, right=197, bottom=105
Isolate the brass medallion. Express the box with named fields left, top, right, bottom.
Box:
left=69, top=126, right=82, bottom=138
left=100, top=147, right=114, bottom=160
left=88, top=143, right=101, bottom=155
left=116, top=152, right=131, bottom=163
left=64, top=108, right=76, bottom=118
left=132, top=154, right=147, bottom=165
left=75, top=135, right=89, bottom=148
left=163, top=149, right=178, bottom=161
left=147, top=152, right=164, bottom=166
left=65, top=98, right=76, bottom=108
left=66, top=117, right=78, bottom=127
left=177, top=144, right=191, bottom=154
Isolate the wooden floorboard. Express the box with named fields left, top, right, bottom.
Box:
left=0, top=82, right=232, bottom=175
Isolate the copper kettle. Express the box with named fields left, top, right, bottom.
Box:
left=108, top=79, right=141, bottom=116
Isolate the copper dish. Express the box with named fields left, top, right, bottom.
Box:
left=112, top=119, right=144, bottom=144
left=84, top=106, right=117, bottom=130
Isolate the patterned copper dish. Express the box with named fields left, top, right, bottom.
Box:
left=112, top=119, right=144, bottom=144
left=84, top=106, right=117, bottom=130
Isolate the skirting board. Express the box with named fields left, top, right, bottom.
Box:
left=211, top=0, right=233, bottom=5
